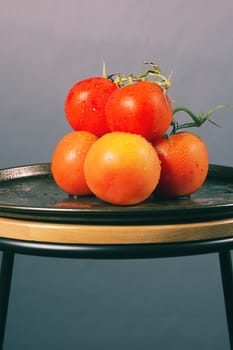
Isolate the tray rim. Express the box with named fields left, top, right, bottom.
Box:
left=0, top=162, right=233, bottom=225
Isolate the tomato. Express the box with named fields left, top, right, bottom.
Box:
left=105, top=81, right=172, bottom=142
left=64, top=77, right=118, bottom=136
left=51, top=131, right=98, bottom=195
left=154, top=132, right=209, bottom=198
left=84, top=132, right=161, bottom=205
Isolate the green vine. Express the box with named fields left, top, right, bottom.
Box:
left=170, top=105, right=231, bottom=135
left=103, top=60, right=231, bottom=135
left=103, top=61, right=172, bottom=92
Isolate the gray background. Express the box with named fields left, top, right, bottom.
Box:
left=0, top=0, right=233, bottom=349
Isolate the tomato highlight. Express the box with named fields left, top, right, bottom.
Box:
left=84, top=132, right=161, bottom=205
left=154, top=132, right=209, bottom=198
left=65, top=77, right=118, bottom=136
left=51, top=131, right=98, bottom=195
left=105, top=81, right=172, bottom=142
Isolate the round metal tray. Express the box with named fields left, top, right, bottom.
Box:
left=0, top=163, right=233, bottom=225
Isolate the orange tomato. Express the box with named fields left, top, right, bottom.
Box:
left=154, top=132, right=209, bottom=198
left=51, top=131, right=98, bottom=195
left=84, top=132, right=161, bottom=205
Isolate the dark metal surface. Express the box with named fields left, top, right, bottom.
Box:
left=0, top=163, right=233, bottom=224
left=219, top=251, right=233, bottom=349
left=1, top=236, right=233, bottom=259
left=0, top=252, right=14, bottom=350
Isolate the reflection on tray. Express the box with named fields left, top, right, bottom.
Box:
left=0, top=163, right=233, bottom=224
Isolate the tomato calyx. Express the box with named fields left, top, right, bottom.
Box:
left=103, top=61, right=172, bottom=92
left=170, top=104, right=231, bottom=135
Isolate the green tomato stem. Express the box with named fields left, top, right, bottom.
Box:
left=103, top=61, right=171, bottom=91
left=170, top=105, right=232, bottom=135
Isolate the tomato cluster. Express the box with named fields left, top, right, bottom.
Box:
left=51, top=62, right=213, bottom=205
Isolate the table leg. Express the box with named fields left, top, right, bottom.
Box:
left=219, top=251, right=233, bottom=350
left=0, top=252, right=15, bottom=350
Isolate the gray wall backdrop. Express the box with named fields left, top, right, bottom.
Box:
left=1, top=0, right=233, bottom=349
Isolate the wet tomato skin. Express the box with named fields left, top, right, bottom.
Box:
left=51, top=131, right=98, bottom=196
left=105, top=81, right=173, bottom=142
left=154, top=132, right=209, bottom=198
left=65, top=77, right=118, bottom=136
left=84, top=131, right=161, bottom=205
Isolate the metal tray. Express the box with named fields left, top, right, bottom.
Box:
left=0, top=163, right=233, bottom=225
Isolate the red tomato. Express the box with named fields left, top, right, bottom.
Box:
left=84, top=132, right=161, bottom=205
left=65, top=77, right=118, bottom=136
left=154, top=132, right=209, bottom=198
left=51, top=131, right=98, bottom=195
left=105, top=81, right=172, bottom=142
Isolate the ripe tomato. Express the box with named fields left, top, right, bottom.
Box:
left=65, top=77, right=118, bottom=136
left=105, top=81, right=172, bottom=142
left=84, top=132, right=161, bottom=205
left=154, top=132, right=209, bottom=198
left=51, top=131, right=98, bottom=195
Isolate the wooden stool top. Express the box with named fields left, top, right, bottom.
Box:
left=0, top=216, right=233, bottom=245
